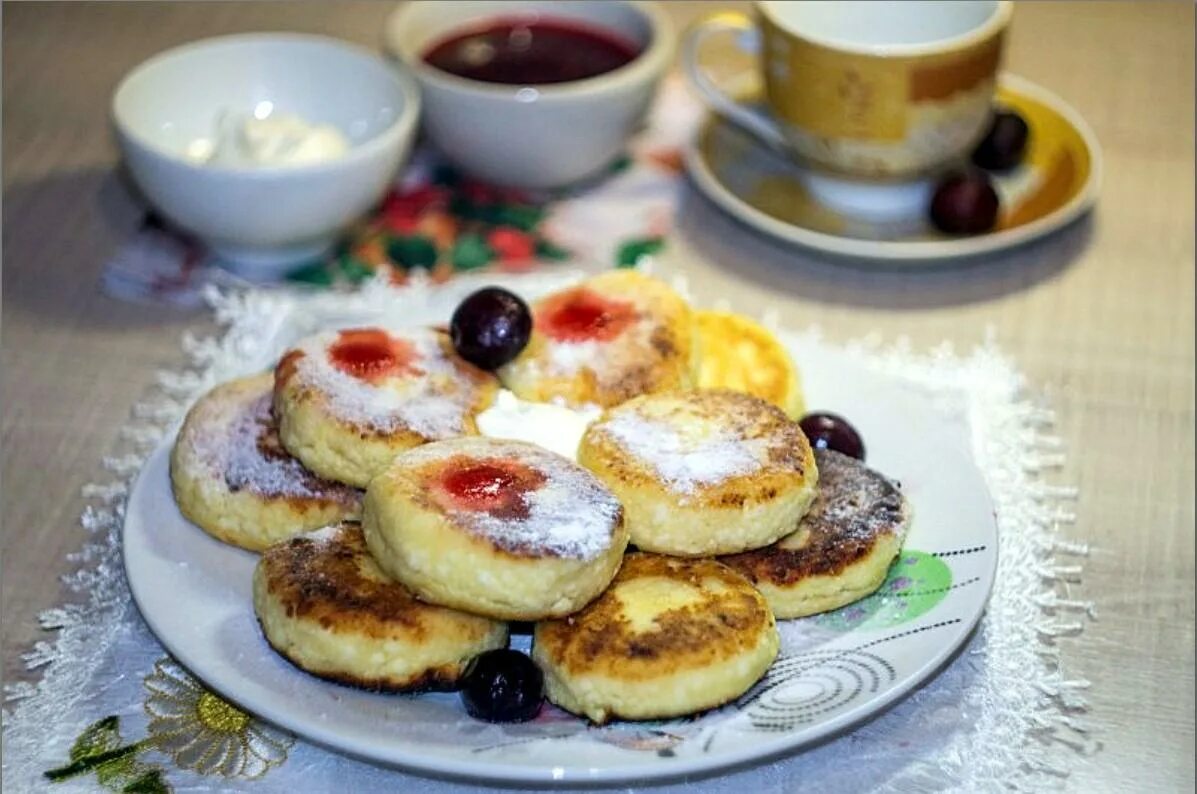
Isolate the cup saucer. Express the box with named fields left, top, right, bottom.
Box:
left=683, top=73, right=1100, bottom=265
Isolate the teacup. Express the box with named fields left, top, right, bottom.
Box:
left=683, top=0, right=1012, bottom=180
left=384, top=1, right=674, bottom=190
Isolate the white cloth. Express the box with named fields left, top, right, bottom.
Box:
left=3, top=274, right=1096, bottom=793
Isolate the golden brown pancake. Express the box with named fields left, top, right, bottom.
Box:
left=362, top=437, right=628, bottom=620
left=272, top=326, right=498, bottom=488
left=720, top=449, right=911, bottom=618
left=533, top=553, right=779, bottom=723
left=577, top=389, right=818, bottom=556
left=170, top=373, right=362, bottom=551
left=693, top=310, right=806, bottom=417
left=253, top=522, right=508, bottom=691
left=497, top=270, right=696, bottom=408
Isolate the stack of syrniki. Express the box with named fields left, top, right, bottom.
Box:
left=167, top=270, right=910, bottom=724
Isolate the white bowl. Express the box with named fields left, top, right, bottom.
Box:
left=384, top=1, right=673, bottom=190
left=112, top=33, right=420, bottom=278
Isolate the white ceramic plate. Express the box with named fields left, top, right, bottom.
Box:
left=123, top=288, right=997, bottom=785
left=683, top=74, right=1101, bottom=265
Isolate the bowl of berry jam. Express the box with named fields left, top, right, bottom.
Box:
left=384, top=1, right=674, bottom=189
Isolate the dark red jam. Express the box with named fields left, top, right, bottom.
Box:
left=438, top=458, right=545, bottom=520
left=423, top=17, right=640, bottom=86
left=537, top=288, right=636, bottom=343
left=328, top=329, right=419, bottom=382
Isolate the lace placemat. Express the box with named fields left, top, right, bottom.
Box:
left=3, top=273, right=1097, bottom=793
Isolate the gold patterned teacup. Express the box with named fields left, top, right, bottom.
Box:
left=683, top=0, right=1012, bottom=179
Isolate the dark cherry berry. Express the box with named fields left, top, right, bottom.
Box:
left=450, top=287, right=532, bottom=370
left=799, top=412, right=866, bottom=461
left=972, top=109, right=1030, bottom=171
left=460, top=649, right=544, bottom=723
left=929, top=172, right=1000, bottom=235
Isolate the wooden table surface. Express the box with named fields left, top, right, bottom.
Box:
left=3, top=2, right=1193, bottom=790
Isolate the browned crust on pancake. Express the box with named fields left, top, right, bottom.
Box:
left=173, top=373, right=362, bottom=509
left=234, top=397, right=362, bottom=508
left=720, top=450, right=909, bottom=584
left=581, top=390, right=814, bottom=508
left=258, top=522, right=499, bottom=642
left=257, top=626, right=465, bottom=693
left=594, top=321, right=691, bottom=406
left=274, top=350, right=305, bottom=388
left=534, top=553, right=772, bottom=681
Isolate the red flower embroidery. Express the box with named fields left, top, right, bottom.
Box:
left=487, top=227, right=535, bottom=261
left=381, top=185, right=448, bottom=233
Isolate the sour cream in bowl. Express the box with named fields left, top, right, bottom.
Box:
left=112, top=33, right=420, bottom=278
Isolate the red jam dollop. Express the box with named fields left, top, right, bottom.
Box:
left=437, top=458, right=545, bottom=520
left=537, top=288, right=636, bottom=343
left=328, top=328, right=420, bottom=382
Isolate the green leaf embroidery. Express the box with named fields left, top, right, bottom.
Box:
left=338, top=256, right=375, bottom=284
left=95, top=749, right=143, bottom=790
left=121, top=770, right=170, bottom=794
left=47, top=716, right=166, bottom=792
left=285, top=262, right=334, bottom=286
left=71, top=715, right=122, bottom=759
left=489, top=204, right=544, bottom=232
left=448, top=195, right=545, bottom=232
left=451, top=233, right=494, bottom=271
left=615, top=236, right=665, bottom=268
left=387, top=235, right=439, bottom=270
left=448, top=194, right=479, bottom=221
left=534, top=237, right=571, bottom=261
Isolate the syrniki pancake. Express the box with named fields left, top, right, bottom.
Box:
left=533, top=553, right=779, bottom=724
left=170, top=373, right=362, bottom=551
left=578, top=389, right=818, bottom=556
left=363, top=437, right=628, bottom=620
left=253, top=522, right=508, bottom=691
left=273, top=326, right=498, bottom=488
left=498, top=270, right=697, bottom=408
left=721, top=449, right=911, bottom=618
left=693, top=310, right=806, bottom=418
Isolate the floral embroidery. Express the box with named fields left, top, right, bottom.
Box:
left=44, top=658, right=293, bottom=790
left=143, top=658, right=293, bottom=779
left=287, top=166, right=572, bottom=287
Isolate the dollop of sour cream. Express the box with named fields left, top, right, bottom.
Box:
left=476, top=390, right=602, bottom=461
left=185, top=110, right=350, bottom=168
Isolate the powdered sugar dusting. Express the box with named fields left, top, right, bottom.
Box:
left=802, top=449, right=909, bottom=544
left=286, top=327, right=490, bottom=439
left=546, top=339, right=602, bottom=376
left=598, top=412, right=768, bottom=494
left=400, top=438, right=621, bottom=560
left=189, top=380, right=361, bottom=505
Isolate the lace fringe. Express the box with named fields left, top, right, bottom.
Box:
left=836, top=331, right=1098, bottom=789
